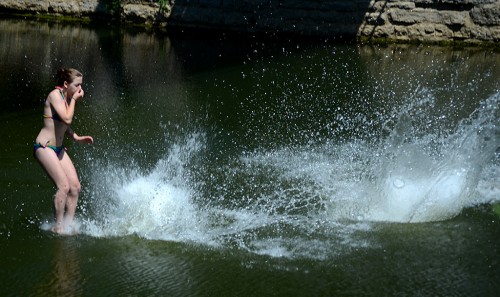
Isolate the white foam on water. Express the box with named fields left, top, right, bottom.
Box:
left=376, top=168, right=469, bottom=222
left=81, top=134, right=212, bottom=244
left=247, top=92, right=499, bottom=224
left=477, top=163, right=500, bottom=200
left=40, top=219, right=82, bottom=236
left=79, top=92, right=499, bottom=259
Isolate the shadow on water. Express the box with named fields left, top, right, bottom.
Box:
left=168, top=0, right=377, bottom=39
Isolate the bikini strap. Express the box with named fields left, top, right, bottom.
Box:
left=55, top=86, right=65, bottom=101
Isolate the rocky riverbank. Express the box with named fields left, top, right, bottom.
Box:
left=0, top=0, right=498, bottom=45
left=360, top=0, right=500, bottom=44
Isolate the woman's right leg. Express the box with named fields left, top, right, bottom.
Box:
left=34, top=148, right=70, bottom=233
left=58, top=151, right=81, bottom=226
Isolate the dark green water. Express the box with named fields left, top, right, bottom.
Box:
left=0, top=18, right=499, bottom=296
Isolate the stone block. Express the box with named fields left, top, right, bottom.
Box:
left=373, top=24, right=395, bottom=38
left=389, top=8, right=432, bottom=24
left=470, top=3, right=500, bottom=25
left=414, top=0, right=497, bottom=5
left=386, top=1, right=416, bottom=10
left=48, top=1, right=80, bottom=14
left=123, top=3, right=158, bottom=21
left=364, top=12, right=387, bottom=26
left=80, top=0, right=100, bottom=14
left=0, top=0, right=39, bottom=11
left=389, top=8, right=466, bottom=26
left=439, top=10, right=467, bottom=25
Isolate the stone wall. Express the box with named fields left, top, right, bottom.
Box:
left=0, top=0, right=498, bottom=44
left=0, top=0, right=170, bottom=24
left=359, top=0, right=500, bottom=43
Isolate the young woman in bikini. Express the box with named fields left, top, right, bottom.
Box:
left=34, top=68, right=93, bottom=234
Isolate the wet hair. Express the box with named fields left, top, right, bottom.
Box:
left=55, top=68, right=83, bottom=86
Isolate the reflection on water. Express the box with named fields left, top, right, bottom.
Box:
left=32, top=238, right=83, bottom=296
left=0, top=18, right=499, bottom=296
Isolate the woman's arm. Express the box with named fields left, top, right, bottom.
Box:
left=66, top=126, right=94, bottom=144
left=49, top=88, right=84, bottom=125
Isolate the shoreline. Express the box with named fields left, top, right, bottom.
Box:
left=0, top=0, right=498, bottom=47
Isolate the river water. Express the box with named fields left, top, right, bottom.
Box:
left=0, top=18, right=499, bottom=296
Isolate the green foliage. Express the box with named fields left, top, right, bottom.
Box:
left=158, top=0, right=169, bottom=13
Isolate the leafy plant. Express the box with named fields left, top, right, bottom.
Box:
left=158, top=0, right=169, bottom=13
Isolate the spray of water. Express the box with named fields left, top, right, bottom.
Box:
left=79, top=91, right=499, bottom=259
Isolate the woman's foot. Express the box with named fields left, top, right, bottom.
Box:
left=51, top=223, right=64, bottom=234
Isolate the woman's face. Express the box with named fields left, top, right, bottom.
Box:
left=65, top=76, right=83, bottom=97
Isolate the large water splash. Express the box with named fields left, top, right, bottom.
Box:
left=82, top=133, right=211, bottom=242
left=80, top=91, right=499, bottom=259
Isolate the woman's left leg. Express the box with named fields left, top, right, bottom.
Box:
left=58, top=151, right=81, bottom=225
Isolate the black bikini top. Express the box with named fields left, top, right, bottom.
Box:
left=43, top=87, right=65, bottom=122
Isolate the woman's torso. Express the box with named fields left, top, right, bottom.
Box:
left=35, top=89, right=69, bottom=147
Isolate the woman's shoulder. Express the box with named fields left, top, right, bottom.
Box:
left=46, top=88, right=62, bottom=103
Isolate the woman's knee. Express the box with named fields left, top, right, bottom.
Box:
left=70, top=181, right=81, bottom=196
left=56, top=182, right=71, bottom=195
left=56, top=179, right=80, bottom=195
